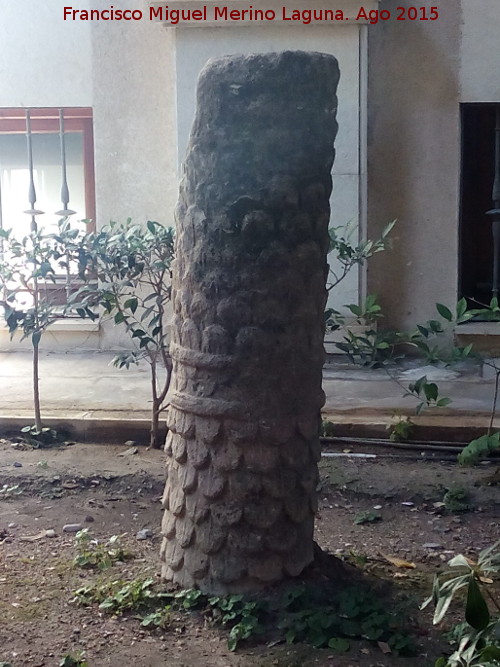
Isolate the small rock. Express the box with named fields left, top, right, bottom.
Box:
left=119, top=446, right=138, bottom=457
left=63, top=523, right=83, bottom=533
left=45, top=529, right=57, bottom=538
left=401, top=501, right=414, bottom=507
left=13, top=462, right=22, bottom=468
left=124, top=440, right=137, bottom=447
left=7, top=522, right=17, bottom=529
left=136, top=529, right=153, bottom=541
left=84, top=515, right=95, bottom=523
left=423, top=543, right=442, bottom=549
left=433, top=525, right=451, bottom=534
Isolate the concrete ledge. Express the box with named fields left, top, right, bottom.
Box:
left=0, top=408, right=494, bottom=447
left=322, top=409, right=493, bottom=443
left=0, top=412, right=166, bottom=445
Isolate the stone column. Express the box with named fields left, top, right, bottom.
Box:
left=161, top=50, right=339, bottom=594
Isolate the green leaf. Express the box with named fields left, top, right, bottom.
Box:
left=327, top=637, right=350, bottom=652
left=465, top=574, right=490, bottom=630
left=436, top=397, right=452, bottom=408
left=131, top=329, right=145, bottom=339
left=448, top=554, right=471, bottom=569
left=423, top=382, right=438, bottom=402
left=436, top=303, right=453, bottom=321
left=114, top=311, right=126, bottom=325
left=123, top=297, right=138, bottom=313
left=227, top=636, right=238, bottom=652
left=417, top=325, right=429, bottom=338
left=456, top=298, right=468, bottom=320
left=480, top=644, right=500, bottom=660
left=146, top=220, right=157, bottom=234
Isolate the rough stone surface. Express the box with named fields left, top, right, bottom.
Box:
left=161, top=51, right=339, bottom=594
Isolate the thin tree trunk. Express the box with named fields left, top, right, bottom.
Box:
left=150, top=360, right=161, bottom=449
left=161, top=52, right=339, bottom=595
left=33, top=341, right=42, bottom=431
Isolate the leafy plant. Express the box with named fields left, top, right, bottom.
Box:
left=327, top=219, right=396, bottom=291
left=354, top=510, right=382, bottom=525
left=320, top=419, right=335, bottom=437
left=388, top=415, right=414, bottom=442
left=459, top=434, right=500, bottom=466
left=408, top=299, right=475, bottom=364
left=0, top=221, right=88, bottom=431
left=70, top=220, right=174, bottom=448
left=279, top=584, right=414, bottom=655
left=327, top=294, right=403, bottom=368
left=59, top=652, right=87, bottom=667
left=19, top=424, right=60, bottom=448
left=404, top=375, right=452, bottom=415
left=73, top=577, right=415, bottom=655
left=141, top=608, right=172, bottom=629
left=422, top=542, right=500, bottom=667
left=443, top=485, right=473, bottom=514
left=208, top=594, right=266, bottom=651
left=326, top=220, right=499, bottom=468
left=0, top=484, right=22, bottom=499
left=75, top=577, right=165, bottom=615
left=73, top=529, right=131, bottom=570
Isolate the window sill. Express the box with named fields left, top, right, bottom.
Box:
left=0, top=319, right=99, bottom=334
left=454, top=322, right=500, bottom=355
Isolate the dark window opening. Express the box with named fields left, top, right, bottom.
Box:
left=460, top=103, right=499, bottom=307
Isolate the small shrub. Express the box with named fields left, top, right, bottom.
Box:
left=73, top=579, right=415, bottom=654
left=422, top=541, right=500, bottom=667
left=459, top=433, right=500, bottom=466
left=443, top=485, right=473, bottom=514
left=354, top=510, right=382, bottom=525
left=59, top=653, right=87, bottom=667
left=73, top=529, right=132, bottom=570
left=20, top=425, right=60, bottom=448
left=388, top=415, right=414, bottom=442
left=320, top=419, right=335, bottom=437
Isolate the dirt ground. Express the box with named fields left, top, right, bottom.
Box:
left=0, top=439, right=498, bottom=667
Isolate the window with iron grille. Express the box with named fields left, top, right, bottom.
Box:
left=0, top=107, right=96, bottom=310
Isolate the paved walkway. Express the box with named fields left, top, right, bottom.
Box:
left=0, top=351, right=496, bottom=442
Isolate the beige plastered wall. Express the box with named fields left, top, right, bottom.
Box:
left=366, top=0, right=461, bottom=332
left=91, top=0, right=177, bottom=350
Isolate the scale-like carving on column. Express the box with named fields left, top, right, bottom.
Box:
left=161, top=50, right=339, bottom=594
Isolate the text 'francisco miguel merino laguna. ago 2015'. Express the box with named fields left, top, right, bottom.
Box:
left=63, top=5, right=440, bottom=24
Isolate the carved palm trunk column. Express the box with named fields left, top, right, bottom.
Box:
left=161, top=51, right=339, bottom=594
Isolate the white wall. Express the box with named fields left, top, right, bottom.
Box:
left=0, top=0, right=92, bottom=107
left=461, top=0, right=500, bottom=102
